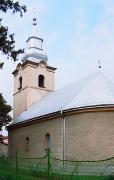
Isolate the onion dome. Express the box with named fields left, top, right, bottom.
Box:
left=21, top=18, right=48, bottom=63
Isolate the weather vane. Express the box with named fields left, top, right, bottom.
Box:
left=98, top=59, right=101, bottom=69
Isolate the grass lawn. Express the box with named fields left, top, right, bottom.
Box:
left=0, top=170, right=48, bottom=180
left=0, top=169, right=112, bottom=180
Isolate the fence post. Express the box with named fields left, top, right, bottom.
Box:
left=16, top=150, right=18, bottom=180
left=47, top=148, right=51, bottom=178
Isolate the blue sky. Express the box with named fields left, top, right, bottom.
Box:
left=1, top=0, right=114, bottom=125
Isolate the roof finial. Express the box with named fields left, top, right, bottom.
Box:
left=33, top=17, right=37, bottom=26
left=33, top=8, right=37, bottom=26
left=31, top=8, right=38, bottom=37
left=98, top=59, right=101, bottom=69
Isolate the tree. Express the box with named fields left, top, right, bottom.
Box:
left=0, top=62, right=4, bottom=69
left=0, top=93, right=12, bottom=131
left=0, top=0, right=27, bottom=63
left=0, top=1, right=27, bottom=129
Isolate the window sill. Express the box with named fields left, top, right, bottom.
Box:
left=39, top=86, right=45, bottom=88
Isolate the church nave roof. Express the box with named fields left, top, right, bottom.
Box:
left=13, top=71, right=114, bottom=125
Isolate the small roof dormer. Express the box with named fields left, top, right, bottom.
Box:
left=21, top=18, right=48, bottom=63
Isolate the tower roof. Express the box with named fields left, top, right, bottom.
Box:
left=21, top=18, right=48, bottom=63
left=12, top=71, right=114, bottom=125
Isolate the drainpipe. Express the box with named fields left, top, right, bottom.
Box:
left=61, top=107, right=66, bottom=161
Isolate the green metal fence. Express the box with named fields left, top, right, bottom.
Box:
left=0, top=150, right=114, bottom=180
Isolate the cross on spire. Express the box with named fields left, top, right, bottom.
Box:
left=98, top=59, right=101, bottom=69
left=33, top=17, right=37, bottom=26
left=33, top=7, right=37, bottom=26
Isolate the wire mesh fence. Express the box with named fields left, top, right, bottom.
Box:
left=0, top=150, right=114, bottom=180
left=51, top=157, right=114, bottom=180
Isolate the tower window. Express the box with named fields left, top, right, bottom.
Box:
left=18, top=76, right=22, bottom=90
left=25, top=137, right=30, bottom=152
left=38, top=75, right=45, bottom=88
left=44, top=133, right=51, bottom=150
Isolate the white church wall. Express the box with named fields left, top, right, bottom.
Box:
left=9, top=109, right=114, bottom=160
left=13, top=62, right=55, bottom=118
left=66, top=110, right=114, bottom=160
left=8, top=117, right=63, bottom=159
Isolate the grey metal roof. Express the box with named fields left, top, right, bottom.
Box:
left=21, top=18, right=48, bottom=63
left=13, top=71, right=114, bottom=125
left=21, top=48, right=48, bottom=63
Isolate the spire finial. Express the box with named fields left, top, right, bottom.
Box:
left=98, top=59, right=101, bottom=69
left=31, top=9, right=38, bottom=37
left=33, top=17, right=37, bottom=26
left=33, top=7, right=37, bottom=26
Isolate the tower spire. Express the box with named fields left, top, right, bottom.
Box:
left=21, top=15, right=48, bottom=63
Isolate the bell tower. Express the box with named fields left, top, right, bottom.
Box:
left=13, top=18, right=56, bottom=118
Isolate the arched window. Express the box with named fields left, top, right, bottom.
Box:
left=45, top=133, right=51, bottom=150
left=25, top=137, right=30, bottom=152
left=38, top=75, right=45, bottom=88
left=18, top=76, right=22, bottom=90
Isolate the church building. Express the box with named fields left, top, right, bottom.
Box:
left=8, top=18, right=114, bottom=160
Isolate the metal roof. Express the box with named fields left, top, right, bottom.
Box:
left=13, top=71, right=114, bottom=125
left=21, top=18, right=48, bottom=63
left=21, top=48, right=48, bottom=63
